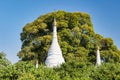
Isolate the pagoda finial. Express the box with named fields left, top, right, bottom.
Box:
left=52, top=10, right=57, bottom=26
left=53, top=18, right=57, bottom=26
left=97, top=46, right=99, bottom=50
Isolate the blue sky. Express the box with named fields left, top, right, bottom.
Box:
left=0, top=0, right=120, bottom=63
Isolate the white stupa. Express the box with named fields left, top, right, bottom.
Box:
left=45, top=18, right=65, bottom=68
left=35, top=60, right=38, bottom=68
left=96, top=46, right=101, bottom=66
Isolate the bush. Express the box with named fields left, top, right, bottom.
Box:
left=0, top=61, right=120, bottom=80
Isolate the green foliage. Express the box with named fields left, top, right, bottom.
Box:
left=0, top=52, right=11, bottom=68
left=0, top=61, right=120, bottom=80
left=18, top=10, right=120, bottom=64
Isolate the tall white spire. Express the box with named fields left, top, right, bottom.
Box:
left=96, top=46, right=101, bottom=66
left=45, top=18, right=65, bottom=68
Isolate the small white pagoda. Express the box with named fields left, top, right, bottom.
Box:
left=96, top=46, right=101, bottom=66
left=45, top=18, right=65, bottom=68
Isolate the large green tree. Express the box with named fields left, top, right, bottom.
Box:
left=17, top=10, right=120, bottom=64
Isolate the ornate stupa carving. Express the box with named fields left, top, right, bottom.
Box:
left=45, top=18, right=65, bottom=68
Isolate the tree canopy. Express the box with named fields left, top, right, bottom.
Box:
left=18, top=10, right=120, bottom=64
